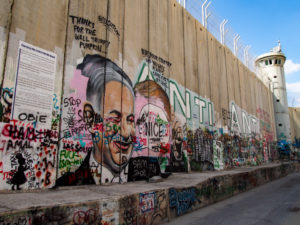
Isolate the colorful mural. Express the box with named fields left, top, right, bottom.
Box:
left=0, top=1, right=280, bottom=191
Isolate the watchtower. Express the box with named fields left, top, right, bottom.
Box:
left=255, top=41, right=291, bottom=141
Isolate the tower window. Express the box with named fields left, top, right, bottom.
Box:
left=278, top=59, right=281, bottom=64
left=278, top=123, right=282, bottom=127
left=265, top=60, right=268, bottom=65
left=276, top=99, right=280, bottom=102
left=269, top=59, right=272, bottom=65
left=275, top=59, right=278, bottom=64
left=274, top=76, right=277, bottom=78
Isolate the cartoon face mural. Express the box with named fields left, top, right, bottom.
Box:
left=57, top=54, right=135, bottom=185
left=134, top=80, right=171, bottom=157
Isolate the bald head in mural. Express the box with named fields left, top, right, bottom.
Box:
left=56, top=55, right=135, bottom=185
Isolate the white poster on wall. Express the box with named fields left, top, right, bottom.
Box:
left=12, top=41, right=56, bottom=129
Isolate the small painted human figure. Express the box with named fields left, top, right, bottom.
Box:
left=11, top=153, right=29, bottom=190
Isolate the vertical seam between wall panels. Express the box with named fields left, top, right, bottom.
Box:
left=182, top=6, right=188, bottom=173
left=119, top=0, right=125, bottom=184
left=167, top=0, right=171, bottom=175
left=195, top=20, right=199, bottom=103
left=0, top=0, right=15, bottom=99
left=120, top=0, right=125, bottom=184
left=147, top=0, right=150, bottom=182
left=55, top=0, right=70, bottom=182
left=194, top=18, right=199, bottom=171
left=205, top=31, right=212, bottom=107
left=100, top=0, right=110, bottom=184
left=224, top=48, right=230, bottom=129
left=237, top=62, right=242, bottom=111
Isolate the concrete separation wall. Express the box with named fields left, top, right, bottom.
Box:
left=289, top=107, right=300, bottom=145
left=0, top=162, right=299, bottom=225
left=0, top=0, right=279, bottom=191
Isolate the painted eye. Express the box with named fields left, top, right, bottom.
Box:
left=113, top=118, right=121, bottom=123
left=127, top=115, right=134, bottom=123
left=106, top=117, right=121, bottom=123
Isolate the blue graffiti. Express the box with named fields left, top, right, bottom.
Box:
left=169, top=188, right=199, bottom=216
left=293, top=137, right=300, bottom=148
left=53, top=94, right=59, bottom=110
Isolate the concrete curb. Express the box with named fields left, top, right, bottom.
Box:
left=0, top=162, right=299, bottom=225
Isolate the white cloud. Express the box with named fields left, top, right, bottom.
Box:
left=285, top=59, right=300, bottom=75
left=287, top=82, right=300, bottom=106
left=290, top=96, right=300, bottom=107
left=286, top=82, right=300, bottom=93
left=296, top=97, right=300, bottom=106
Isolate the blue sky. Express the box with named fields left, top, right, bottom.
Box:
left=186, top=0, right=300, bottom=107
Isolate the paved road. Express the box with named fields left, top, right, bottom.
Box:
left=163, top=172, right=300, bottom=225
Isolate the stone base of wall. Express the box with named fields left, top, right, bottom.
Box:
left=0, top=162, right=299, bottom=225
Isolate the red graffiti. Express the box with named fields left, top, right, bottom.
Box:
left=160, top=143, right=170, bottom=154
left=68, top=168, right=90, bottom=184
left=73, top=209, right=97, bottom=225
left=1, top=171, right=14, bottom=180
left=0, top=140, right=5, bottom=151
left=0, top=162, right=14, bottom=180
left=36, top=171, right=42, bottom=177
left=2, top=123, right=59, bottom=142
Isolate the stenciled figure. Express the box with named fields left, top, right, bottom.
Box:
left=56, top=55, right=135, bottom=185
left=10, top=153, right=29, bottom=190
left=173, top=121, right=184, bottom=160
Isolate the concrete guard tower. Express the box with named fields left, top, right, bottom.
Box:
left=255, top=41, right=291, bottom=142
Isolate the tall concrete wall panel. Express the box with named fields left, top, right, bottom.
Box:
left=106, top=0, right=125, bottom=64
left=224, top=49, right=235, bottom=106
left=289, top=108, right=300, bottom=142
left=0, top=0, right=279, bottom=191
left=247, top=72, right=256, bottom=116
left=216, top=40, right=229, bottom=128
left=207, top=33, right=220, bottom=125
left=168, top=1, right=184, bottom=86
left=196, top=22, right=210, bottom=99
left=238, top=62, right=247, bottom=111
left=123, top=0, right=148, bottom=80
left=0, top=0, right=68, bottom=190
left=183, top=12, right=198, bottom=94
left=232, top=54, right=242, bottom=107
left=0, top=0, right=13, bottom=85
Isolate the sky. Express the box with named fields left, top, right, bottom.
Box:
left=186, top=0, right=300, bottom=107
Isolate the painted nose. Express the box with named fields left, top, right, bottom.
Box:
left=121, top=118, right=130, bottom=138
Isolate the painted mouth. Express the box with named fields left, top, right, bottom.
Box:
left=114, top=141, right=131, bottom=152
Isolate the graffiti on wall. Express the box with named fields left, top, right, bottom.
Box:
left=70, top=15, right=110, bottom=52
left=0, top=6, right=279, bottom=191
left=57, top=54, right=135, bottom=185
left=0, top=87, right=13, bottom=122
left=213, top=140, right=224, bottom=170
left=169, top=187, right=200, bottom=216
left=229, top=101, right=260, bottom=136
left=133, top=80, right=171, bottom=159
left=0, top=41, right=60, bottom=191
left=134, top=60, right=214, bottom=173
left=138, top=190, right=168, bottom=225
left=0, top=119, right=58, bottom=190
left=256, top=107, right=274, bottom=141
